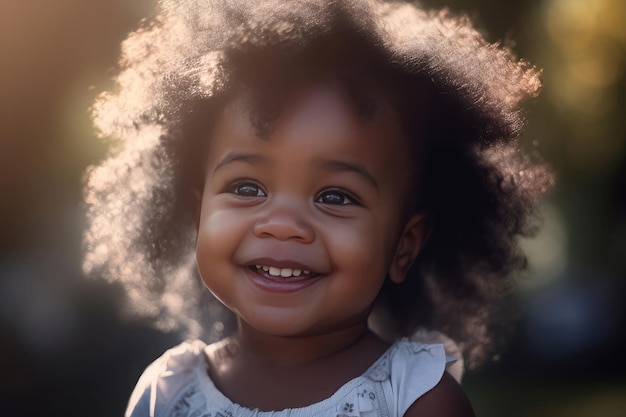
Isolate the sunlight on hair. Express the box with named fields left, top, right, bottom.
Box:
left=81, top=0, right=549, bottom=366
left=198, top=51, right=227, bottom=95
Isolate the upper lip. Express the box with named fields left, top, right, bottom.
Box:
left=245, top=257, right=324, bottom=275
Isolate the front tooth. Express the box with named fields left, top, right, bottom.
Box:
left=268, top=266, right=280, bottom=276
left=262, top=265, right=270, bottom=272
left=280, top=268, right=293, bottom=277
left=293, top=269, right=302, bottom=277
left=256, top=265, right=261, bottom=269
left=304, top=270, right=310, bottom=275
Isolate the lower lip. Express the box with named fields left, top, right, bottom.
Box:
left=245, top=267, right=322, bottom=293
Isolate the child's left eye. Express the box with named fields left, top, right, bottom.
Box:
left=315, top=190, right=355, bottom=205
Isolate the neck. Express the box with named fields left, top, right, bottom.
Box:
left=233, top=318, right=371, bottom=366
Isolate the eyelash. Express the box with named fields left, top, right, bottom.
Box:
left=226, top=181, right=266, bottom=197
left=314, top=189, right=358, bottom=206
left=224, top=181, right=360, bottom=206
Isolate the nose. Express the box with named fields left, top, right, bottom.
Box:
left=253, top=198, right=315, bottom=243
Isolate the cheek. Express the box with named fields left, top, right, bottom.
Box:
left=325, top=216, right=394, bottom=278
left=195, top=213, right=244, bottom=311
left=196, top=204, right=242, bottom=281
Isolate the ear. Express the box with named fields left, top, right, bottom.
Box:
left=388, top=212, right=432, bottom=284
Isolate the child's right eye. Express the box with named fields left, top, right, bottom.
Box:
left=228, top=182, right=266, bottom=197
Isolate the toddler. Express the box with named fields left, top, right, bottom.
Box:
left=83, top=0, right=552, bottom=416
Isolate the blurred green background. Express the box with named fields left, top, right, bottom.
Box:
left=0, top=1, right=624, bottom=416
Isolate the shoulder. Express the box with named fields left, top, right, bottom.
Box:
left=381, top=339, right=469, bottom=416
left=125, top=340, right=208, bottom=417
left=403, top=372, right=475, bottom=417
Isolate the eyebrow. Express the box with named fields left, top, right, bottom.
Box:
left=212, top=153, right=379, bottom=191
left=316, top=159, right=379, bottom=191
left=213, top=152, right=266, bottom=173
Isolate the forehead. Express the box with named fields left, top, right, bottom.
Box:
left=206, top=82, right=415, bottom=203
left=212, top=81, right=409, bottom=160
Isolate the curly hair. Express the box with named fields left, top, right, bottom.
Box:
left=83, top=0, right=552, bottom=366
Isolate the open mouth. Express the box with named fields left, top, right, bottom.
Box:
left=245, top=263, right=323, bottom=293
left=249, top=265, right=320, bottom=280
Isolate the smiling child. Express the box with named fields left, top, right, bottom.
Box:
left=83, top=1, right=552, bottom=416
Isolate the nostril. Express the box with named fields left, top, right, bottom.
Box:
left=253, top=218, right=314, bottom=242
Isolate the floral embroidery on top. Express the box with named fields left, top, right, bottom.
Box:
left=172, top=386, right=208, bottom=417
left=333, top=383, right=379, bottom=417
left=357, top=388, right=376, bottom=401
left=337, top=401, right=358, bottom=417
left=130, top=338, right=449, bottom=417
left=171, top=386, right=236, bottom=417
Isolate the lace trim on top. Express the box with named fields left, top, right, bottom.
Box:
left=154, top=338, right=445, bottom=417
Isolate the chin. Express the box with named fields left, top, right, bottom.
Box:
left=238, top=310, right=321, bottom=338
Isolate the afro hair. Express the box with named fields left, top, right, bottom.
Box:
left=83, top=0, right=552, bottom=366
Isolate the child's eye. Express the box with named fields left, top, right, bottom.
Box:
left=229, top=182, right=266, bottom=197
left=315, top=189, right=355, bottom=205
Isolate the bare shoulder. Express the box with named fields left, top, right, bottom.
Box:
left=403, top=372, right=476, bottom=417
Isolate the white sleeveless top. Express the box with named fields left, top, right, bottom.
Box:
left=125, top=338, right=458, bottom=417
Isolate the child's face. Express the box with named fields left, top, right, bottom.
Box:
left=196, top=83, right=426, bottom=337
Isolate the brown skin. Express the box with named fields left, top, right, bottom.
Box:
left=205, top=329, right=390, bottom=409
left=196, top=83, right=474, bottom=415
left=405, top=373, right=476, bottom=417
